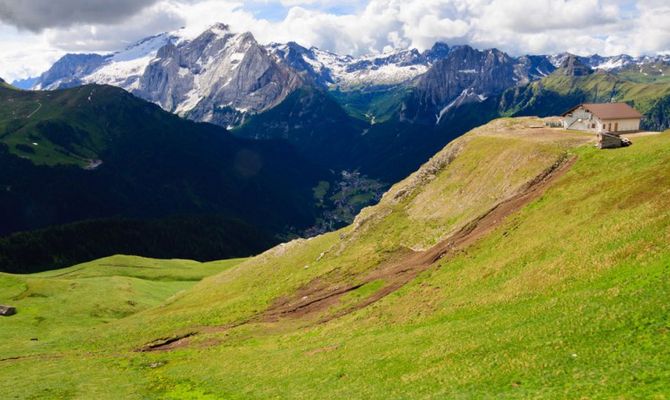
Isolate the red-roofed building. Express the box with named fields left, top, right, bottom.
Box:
left=561, top=103, right=642, bottom=134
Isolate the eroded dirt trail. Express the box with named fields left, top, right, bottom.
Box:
left=262, top=154, right=576, bottom=323
left=141, top=154, right=576, bottom=352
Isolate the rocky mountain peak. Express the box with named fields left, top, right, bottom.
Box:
left=423, top=42, right=450, bottom=62
left=557, top=54, right=593, bottom=76
left=134, top=24, right=303, bottom=127
left=209, top=22, right=231, bottom=32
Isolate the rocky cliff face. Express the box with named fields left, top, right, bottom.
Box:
left=556, top=54, right=593, bottom=76
left=136, top=24, right=303, bottom=127
left=30, top=24, right=305, bottom=128
left=267, top=41, right=456, bottom=90
left=402, top=46, right=537, bottom=124
left=35, top=54, right=108, bottom=89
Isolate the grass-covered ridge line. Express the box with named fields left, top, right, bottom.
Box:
left=1, top=119, right=669, bottom=398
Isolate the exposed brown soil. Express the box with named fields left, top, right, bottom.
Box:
left=262, top=154, right=576, bottom=323
left=0, top=353, right=63, bottom=363
left=137, top=332, right=197, bottom=352
left=139, top=154, right=576, bottom=352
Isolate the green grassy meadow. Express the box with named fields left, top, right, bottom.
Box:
left=1, top=119, right=669, bottom=399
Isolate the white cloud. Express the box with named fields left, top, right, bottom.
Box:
left=1, top=0, right=669, bottom=81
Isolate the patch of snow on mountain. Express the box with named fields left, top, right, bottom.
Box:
left=310, top=48, right=428, bottom=89
left=83, top=56, right=154, bottom=90
left=435, top=89, right=489, bottom=125
left=436, top=89, right=469, bottom=124
left=175, top=88, right=203, bottom=115
left=111, top=33, right=174, bottom=62
left=548, top=54, right=569, bottom=68
left=594, top=58, right=626, bottom=71
left=81, top=32, right=182, bottom=90
left=229, top=51, right=246, bottom=63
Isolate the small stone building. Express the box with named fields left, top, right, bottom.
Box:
left=562, top=103, right=642, bottom=134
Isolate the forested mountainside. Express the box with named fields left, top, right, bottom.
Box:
left=0, top=83, right=333, bottom=272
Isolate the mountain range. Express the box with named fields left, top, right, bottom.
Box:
left=21, top=24, right=670, bottom=182
left=24, top=23, right=670, bottom=126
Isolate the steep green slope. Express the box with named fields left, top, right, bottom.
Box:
left=329, top=86, right=409, bottom=124
left=0, top=84, right=333, bottom=272
left=2, top=119, right=668, bottom=398
left=644, top=95, right=670, bottom=131
left=616, top=62, right=670, bottom=84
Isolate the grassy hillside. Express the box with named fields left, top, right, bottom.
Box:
left=1, top=119, right=669, bottom=398
left=330, top=86, right=410, bottom=124
left=616, top=63, right=670, bottom=84
left=0, top=256, right=244, bottom=372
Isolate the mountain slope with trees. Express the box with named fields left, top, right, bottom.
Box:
left=0, top=83, right=333, bottom=272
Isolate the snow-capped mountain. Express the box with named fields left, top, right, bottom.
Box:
left=548, top=52, right=670, bottom=73
left=135, top=24, right=303, bottom=127
left=27, top=22, right=670, bottom=129
left=310, top=47, right=430, bottom=89
left=31, top=24, right=454, bottom=126
left=35, top=32, right=180, bottom=91
left=32, top=24, right=304, bottom=127
left=268, top=41, right=453, bottom=89
left=82, top=32, right=179, bottom=90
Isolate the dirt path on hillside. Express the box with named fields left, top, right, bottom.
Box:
left=26, top=102, right=41, bottom=119
left=262, top=154, right=576, bottom=323
left=139, top=154, right=576, bottom=352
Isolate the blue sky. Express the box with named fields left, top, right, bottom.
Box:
left=0, top=0, right=669, bottom=81
left=245, top=1, right=365, bottom=20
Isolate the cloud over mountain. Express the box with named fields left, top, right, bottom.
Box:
left=0, top=0, right=160, bottom=31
